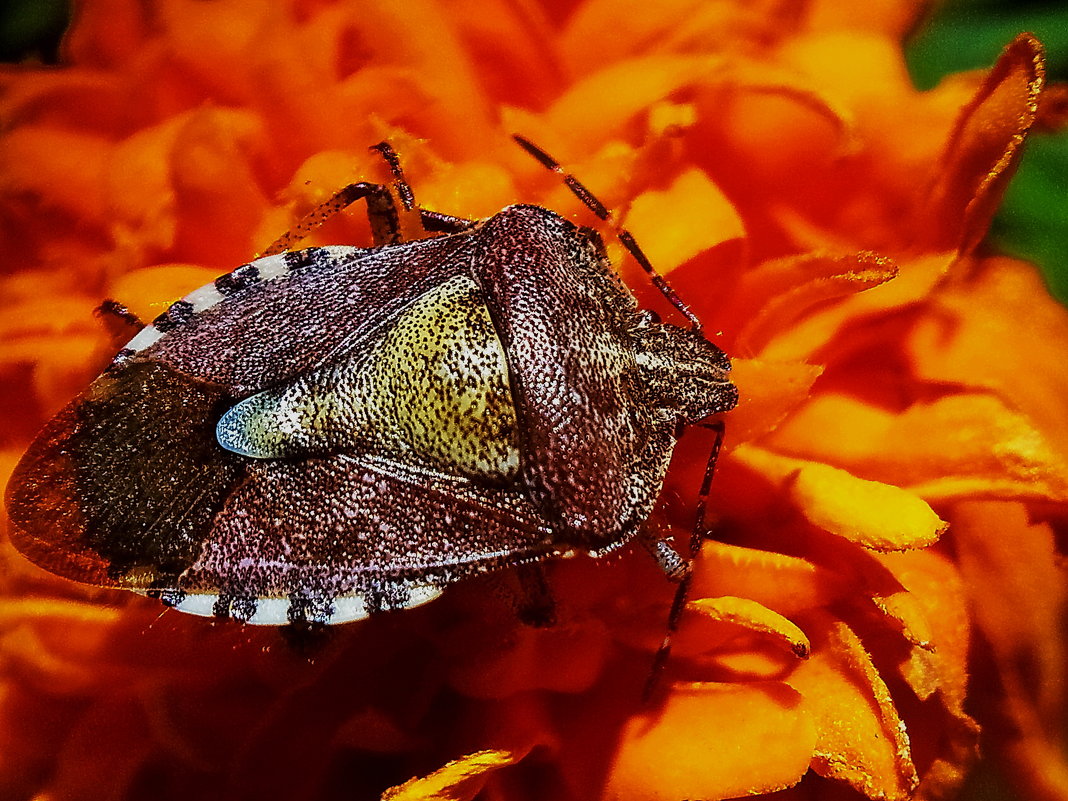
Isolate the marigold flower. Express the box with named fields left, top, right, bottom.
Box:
left=1, top=2, right=1066, bottom=801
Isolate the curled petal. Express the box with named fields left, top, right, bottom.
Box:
left=734, top=445, right=948, bottom=550
left=790, top=619, right=918, bottom=801
left=732, top=251, right=898, bottom=353
left=381, top=750, right=518, bottom=801
left=919, top=33, right=1045, bottom=256
left=759, top=251, right=953, bottom=362
left=685, top=595, right=811, bottom=658
left=789, top=462, right=946, bottom=551
left=691, top=541, right=849, bottom=616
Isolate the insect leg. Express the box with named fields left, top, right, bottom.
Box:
left=95, top=299, right=145, bottom=333
left=419, top=209, right=478, bottom=234
left=95, top=299, right=145, bottom=359
left=643, top=419, right=726, bottom=701
left=514, top=562, right=557, bottom=628
left=511, top=134, right=702, bottom=330
left=261, top=181, right=400, bottom=256
left=369, top=141, right=416, bottom=211
left=370, top=142, right=480, bottom=234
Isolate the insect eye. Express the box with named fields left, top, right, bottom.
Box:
left=577, top=226, right=608, bottom=258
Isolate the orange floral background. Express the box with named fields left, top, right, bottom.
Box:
left=2, top=1, right=1068, bottom=799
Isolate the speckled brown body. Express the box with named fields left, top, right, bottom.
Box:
left=6, top=203, right=737, bottom=625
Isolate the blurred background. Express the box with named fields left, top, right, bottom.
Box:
left=2, top=0, right=1066, bottom=305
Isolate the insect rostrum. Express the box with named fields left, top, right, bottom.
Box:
left=5, top=147, right=738, bottom=628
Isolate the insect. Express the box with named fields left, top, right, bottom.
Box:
left=5, top=137, right=737, bottom=636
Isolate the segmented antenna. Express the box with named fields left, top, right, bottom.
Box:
left=512, top=134, right=702, bottom=330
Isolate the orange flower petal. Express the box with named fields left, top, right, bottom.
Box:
left=909, top=256, right=1068, bottom=460
left=443, top=615, right=612, bottom=698
left=169, top=109, right=271, bottom=266
left=560, top=0, right=743, bottom=77
left=546, top=55, right=716, bottom=150
left=726, top=357, right=823, bottom=443
left=870, top=550, right=978, bottom=801
left=919, top=33, right=1044, bottom=256
left=733, top=445, right=947, bottom=550
left=381, top=749, right=518, bottom=801
left=691, top=541, right=850, bottom=616
left=789, top=463, right=946, bottom=551
left=759, top=251, right=953, bottom=362
left=951, top=501, right=1068, bottom=800
left=625, top=168, right=745, bottom=274
left=790, top=619, right=918, bottom=801
left=733, top=251, right=898, bottom=353
left=768, top=392, right=1068, bottom=502
left=417, top=160, right=518, bottom=222
left=684, top=595, right=811, bottom=658
left=604, top=682, right=815, bottom=800
left=875, top=550, right=969, bottom=711
left=63, top=0, right=155, bottom=67
left=0, top=126, right=110, bottom=224
left=805, top=0, right=928, bottom=37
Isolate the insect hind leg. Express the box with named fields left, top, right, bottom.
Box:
left=514, top=562, right=557, bottom=628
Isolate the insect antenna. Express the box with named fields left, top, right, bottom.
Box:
left=643, top=419, right=725, bottom=701
left=512, top=134, right=702, bottom=330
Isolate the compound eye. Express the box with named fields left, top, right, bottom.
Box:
left=577, top=226, right=608, bottom=258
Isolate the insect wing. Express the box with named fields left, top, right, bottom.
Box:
left=181, top=454, right=557, bottom=602
left=6, top=359, right=242, bottom=587
left=5, top=233, right=553, bottom=606
left=136, top=236, right=475, bottom=395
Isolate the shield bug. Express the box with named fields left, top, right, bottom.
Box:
left=4, top=137, right=737, bottom=636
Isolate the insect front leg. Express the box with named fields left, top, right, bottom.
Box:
left=263, top=140, right=478, bottom=254
left=643, top=420, right=726, bottom=700
left=262, top=181, right=401, bottom=255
